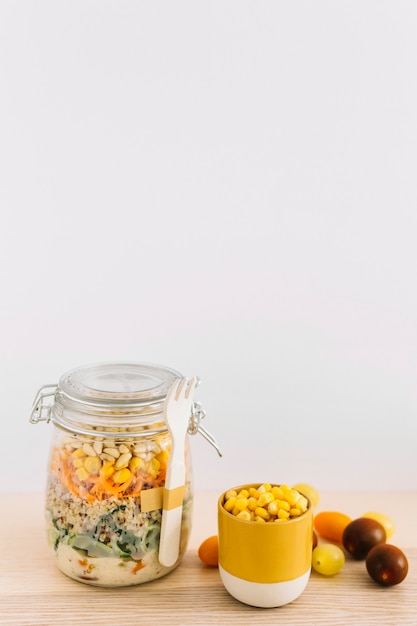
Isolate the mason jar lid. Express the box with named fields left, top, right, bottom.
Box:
left=58, top=361, right=181, bottom=408
left=30, top=362, right=222, bottom=453
left=30, top=362, right=182, bottom=438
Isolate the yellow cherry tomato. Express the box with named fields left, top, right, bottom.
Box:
left=292, top=483, right=320, bottom=508
left=312, top=543, right=345, bottom=576
left=361, top=512, right=395, bottom=539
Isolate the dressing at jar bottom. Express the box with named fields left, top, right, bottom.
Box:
left=54, top=543, right=175, bottom=587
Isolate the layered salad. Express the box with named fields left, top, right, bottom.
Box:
left=46, top=433, right=192, bottom=586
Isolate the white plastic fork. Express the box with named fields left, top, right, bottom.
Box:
left=158, top=376, right=197, bottom=567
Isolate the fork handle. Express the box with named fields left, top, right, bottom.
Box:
left=159, top=505, right=184, bottom=567
left=159, top=461, right=186, bottom=567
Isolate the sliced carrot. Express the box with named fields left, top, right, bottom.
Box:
left=51, top=446, right=169, bottom=502
left=132, top=560, right=145, bottom=573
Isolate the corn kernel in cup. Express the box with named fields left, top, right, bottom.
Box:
left=218, top=484, right=313, bottom=607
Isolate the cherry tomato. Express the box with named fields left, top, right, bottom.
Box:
left=366, top=544, right=408, bottom=586
left=198, top=535, right=219, bottom=567
left=361, top=512, right=395, bottom=539
left=312, top=543, right=345, bottom=576
left=314, top=511, right=352, bottom=543
left=293, top=483, right=320, bottom=508
left=342, top=518, right=386, bottom=560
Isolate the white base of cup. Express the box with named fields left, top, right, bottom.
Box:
left=219, top=565, right=310, bottom=608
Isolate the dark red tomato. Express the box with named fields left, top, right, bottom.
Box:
left=312, top=530, right=318, bottom=550
left=342, top=517, right=386, bottom=560
left=366, top=544, right=408, bottom=586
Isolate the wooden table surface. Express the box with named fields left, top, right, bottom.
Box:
left=0, top=491, right=416, bottom=625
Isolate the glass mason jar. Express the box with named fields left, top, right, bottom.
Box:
left=30, top=362, right=219, bottom=587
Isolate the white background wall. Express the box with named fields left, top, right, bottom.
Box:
left=1, top=1, right=416, bottom=494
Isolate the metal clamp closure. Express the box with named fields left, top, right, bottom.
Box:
left=30, top=385, right=58, bottom=424
left=188, top=401, right=222, bottom=457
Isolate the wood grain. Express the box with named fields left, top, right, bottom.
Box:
left=1, top=492, right=416, bottom=625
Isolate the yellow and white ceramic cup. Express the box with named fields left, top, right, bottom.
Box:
left=218, top=484, right=313, bottom=608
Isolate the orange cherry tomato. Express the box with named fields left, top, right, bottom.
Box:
left=314, top=511, right=352, bottom=543
left=198, top=535, right=219, bottom=567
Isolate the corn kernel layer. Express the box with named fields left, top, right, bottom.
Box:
left=223, top=483, right=308, bottom=523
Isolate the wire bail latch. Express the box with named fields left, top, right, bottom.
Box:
left=30, top=385, right=58, bottom=424
left=188, top=401, right=222, bottom=457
